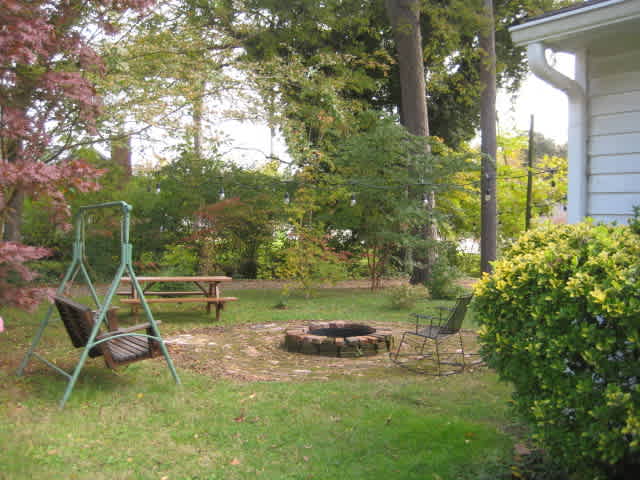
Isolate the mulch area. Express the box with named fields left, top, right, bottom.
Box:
left=63, top=278, right=481, bottom=381
left=164, top=322, right=483, bottom=382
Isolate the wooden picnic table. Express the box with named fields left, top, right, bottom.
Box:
left=118, top=276, right=237, bottom=321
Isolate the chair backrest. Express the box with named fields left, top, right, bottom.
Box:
left=54, top=296, right=103, bottom=358
left=440, top=295, right=473, bottom=334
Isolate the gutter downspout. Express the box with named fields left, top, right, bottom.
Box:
left=527, top=42, right=588, bottom=223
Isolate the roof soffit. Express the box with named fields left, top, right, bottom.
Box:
left=510, top=0, right=640, bottom=53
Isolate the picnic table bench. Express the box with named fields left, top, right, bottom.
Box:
left=118, top=276, right=237, bottom=321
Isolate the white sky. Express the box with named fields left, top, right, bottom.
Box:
left=496, top=52, right=574, bottom=144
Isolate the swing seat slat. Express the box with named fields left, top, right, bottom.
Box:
left=54, top=296, right=161, bottom=369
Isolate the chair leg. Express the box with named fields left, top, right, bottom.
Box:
left=418, top=337, right=428, bottom=356
left=392, top=333, right=406, bottom=362
left=393, top=333, right=421, bottom=363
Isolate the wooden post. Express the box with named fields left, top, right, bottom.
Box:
left=479, top=0, right=497, bottom=274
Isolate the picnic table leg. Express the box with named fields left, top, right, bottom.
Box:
left=216, top=302, right=223, bottom=322
left=206, top=282, right=214, bottom=314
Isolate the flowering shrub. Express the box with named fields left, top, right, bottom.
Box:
left=0, top=242, right=54, bottom=309
left=474, top=222, right=640, bottom=479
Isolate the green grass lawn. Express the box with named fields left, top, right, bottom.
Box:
left=0, top=287, right=516, bottom=480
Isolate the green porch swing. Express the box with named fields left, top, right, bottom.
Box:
left=16, top=201, right=180, bottom=408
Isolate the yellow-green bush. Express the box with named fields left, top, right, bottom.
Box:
left=387, top=284, right=430, bottom=310
left=474, top=222, right=640, bottom=479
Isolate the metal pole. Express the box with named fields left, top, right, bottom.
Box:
left=525, top=114, right=534, bottom=230
left=16, top=235, right=82, bottom=376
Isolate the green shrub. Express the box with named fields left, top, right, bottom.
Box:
left=256, top=231, right=289, bottom=280
left=157, top=244, right=199, bottom=290
left=425, top=241, right=464, bottom=299
left=457, top=251, right=481, bottom=278
left=160, top=243, right=199, bottom=276
left=275, top=228, right=348, bottom=298
left=387, top=284, right=430, bottom=310
left=134, top=251, right=160, bottom=274
left=474, top=222, right=640, bottom=479
left=629, top=205, right=640, bottom=235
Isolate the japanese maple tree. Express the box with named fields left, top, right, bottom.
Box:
left=0, top=0, right=153, bottom=310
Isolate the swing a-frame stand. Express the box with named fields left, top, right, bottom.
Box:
left=17, top=201, right=180, bottom=408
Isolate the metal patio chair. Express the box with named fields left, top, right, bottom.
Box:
left=391, top=295, right=473, bottom=375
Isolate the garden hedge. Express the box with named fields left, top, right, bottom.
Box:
left=474, top=222, right=640, bottom=479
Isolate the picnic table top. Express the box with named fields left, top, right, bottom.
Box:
left=121, top=276, right=233, bottom=283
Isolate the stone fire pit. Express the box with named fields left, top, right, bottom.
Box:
left=284, top=321, right=393, bottom=357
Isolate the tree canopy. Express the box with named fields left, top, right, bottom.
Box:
left=2, top=0, right=570, bottom=308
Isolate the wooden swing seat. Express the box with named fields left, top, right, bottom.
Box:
left=54, top=296, right=161, bottom=369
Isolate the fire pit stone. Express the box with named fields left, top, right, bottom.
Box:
left=284, top=322, right=393, bottom=357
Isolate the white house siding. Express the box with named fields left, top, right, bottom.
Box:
left=588, top=45, right=640, bottom=224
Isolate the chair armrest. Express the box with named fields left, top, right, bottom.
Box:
left=92, top=306, right=120, bottom=330
left=97, top=320, right=162, bottom=339
left=410, top=313, right=438, bottom=333
left=436, top=305, right=453, bottom=312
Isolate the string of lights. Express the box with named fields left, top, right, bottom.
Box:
left=153, top=166, right=562, bottom=205
left=210, top=166, right=559, bottom=191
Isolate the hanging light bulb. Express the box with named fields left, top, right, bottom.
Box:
left=155, top=183, right=161, bottom=194
left=218, top=186, right=225, bottom=200
left=422, top=192, right=429, bottom=206
left=284, top=191, right=291, bottom=204
left=350, top=194, right=357, bottom=207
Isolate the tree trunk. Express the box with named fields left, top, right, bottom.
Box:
left=385, top=0, right=428, bottom=138
left=479, top=0, right=498, bottom=273
left=111, top=133, right=132, bottom=178
left=385, top=0, right=436, bottom=285
left=193, top=78, right=205, bottom=158
left=2, top=137, right=24, bottom=242
left=3, top=189, right=24, bottom=242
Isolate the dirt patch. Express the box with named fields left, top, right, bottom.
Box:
left=165, top=322, right=482, bottom=382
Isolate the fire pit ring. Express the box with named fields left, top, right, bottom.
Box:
left=284, top=321, right=393, bottom=357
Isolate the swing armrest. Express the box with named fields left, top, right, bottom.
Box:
left=97, top=320, right=162, bottom=339
left=92, top=306, right=120, bottom=331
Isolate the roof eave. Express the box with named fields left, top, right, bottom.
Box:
left=509, top=0, right=640, bottom=51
